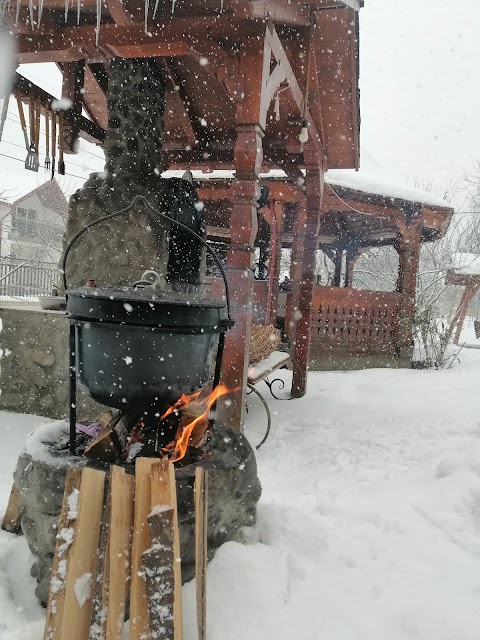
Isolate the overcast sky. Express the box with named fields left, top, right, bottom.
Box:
left=360, top=0, right=480, bottom=188
left=0, top=0, right=479, bottom=201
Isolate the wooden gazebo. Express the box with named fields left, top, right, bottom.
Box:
left=3, top=0, right=363, bottom=430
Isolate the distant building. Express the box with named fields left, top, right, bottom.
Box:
left=0, top=180, right=68, bottom=264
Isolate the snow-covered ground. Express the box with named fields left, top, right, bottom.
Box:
left=1, top=338, right=480, bottom=639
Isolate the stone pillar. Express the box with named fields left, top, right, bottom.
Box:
left=292, top=169, right=324, bottom=397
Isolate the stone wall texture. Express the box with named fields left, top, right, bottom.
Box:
left=0, top=304, right=104, bottom=419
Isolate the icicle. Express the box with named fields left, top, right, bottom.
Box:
left=15, top=0, right=20, bottom=24
left=64, top=0, right=69, bottom=22
left=77, top=0, right=80, bottom=24
left=274, top=92, right=280, bottom=121
left=152, top=0, right=159, bottom=19
left=95, top=0, right=101, bottom=45
left=28, top=0, right=34, bottom=27
left=38, top=0, right=44, bottom=27
left=171, top=0, right=176, bottom=13
left=144, top=0, right=149, bottom=33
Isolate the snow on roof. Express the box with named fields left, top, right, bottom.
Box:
left=163, top=168, right=453, bottom=210
left=325, top=169, right=453, bottom=209
left=449, top=253, right=480, bottom=276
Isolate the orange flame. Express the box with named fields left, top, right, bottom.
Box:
left=161, top=384, right=232, bottom=462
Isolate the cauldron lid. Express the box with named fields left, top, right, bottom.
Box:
left=66, top=286, right=227, bottom=329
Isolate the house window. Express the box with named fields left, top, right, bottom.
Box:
left=11, top=207, right=37, bottom=238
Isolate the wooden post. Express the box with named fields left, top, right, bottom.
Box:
left=345, top=247, right=362, bottom=288
left=269, top=200, right=286, bottom=324
left=59, top=468, right=106, bottom=640
left=449, top=286, right=478, bottom=345
left=395, top=213, right=422, bottom=360
left=217, top=35, right=269, bottom=430
left=291, top=167, right=324, bottom=397
left=332, top=249, right=343, bottom=287
left=285, top=202, right=307, bottom=344
left=195, top=467, right=208, bottom=640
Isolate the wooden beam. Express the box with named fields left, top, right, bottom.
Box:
left=157, top=59, right=197, bottom=145
left=59, top=60, right=85, bottom=153
left=314, top=0, right=363, bottom=10
left=14, top=72, right=106, bottom=145
left=15, top=17, right=262, bottom=64
left=238, top=0, right=310, bottom=26
left=188, top=39, right=244, bottom=102
left=105, top=0, right=132, bottom=25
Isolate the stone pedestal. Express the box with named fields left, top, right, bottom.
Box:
left=13, top=420, right=261, bottom=605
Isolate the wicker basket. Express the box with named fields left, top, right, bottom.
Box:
left=249, top=324, right=281, bottom=364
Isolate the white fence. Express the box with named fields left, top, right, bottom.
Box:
left=0, top=258, right=59, bottom=299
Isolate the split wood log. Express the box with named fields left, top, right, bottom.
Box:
left=195, top=467, right=208, bottom=640
left=130, top=457, right=157, bottom=640
left=84, top=411, right=124, bottom=462
left=43, top=468, right=83, bottom=640
left=1, top=484, right=23, bottom=534
left=150, top=460, right=183, bottom=640
left=89, top=465, right=134, bottom=640
left=143, top=507, right=175, bottom=640
left=60, top=467, right=106, bottom=640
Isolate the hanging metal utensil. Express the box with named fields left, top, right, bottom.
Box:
left=0, top=92, right=10, bottom=142
left=44, top=105, right=50, bottom=170
left=25, top=92, right=39, bottom=171
left=58, top=113, right=65, bottom=175
left=51, top=110, right=56, bottom=179
left=15, top=89, right=29, bottom=151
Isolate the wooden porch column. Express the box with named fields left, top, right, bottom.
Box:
left=345, top=247, right=362, bottom=288
left=285, top=202, right=307, bottom=344
left=395, top=210, right=422, bottom=361
left=269, top=200, right=286, bottom=323
left=216, top=37, right=269, bottom=431
left=291, top=168, right=324, bottom=397
left=332, top=249, right=343, bottom=287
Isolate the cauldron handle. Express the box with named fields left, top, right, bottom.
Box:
left=60, top=194, right=233, bottom=322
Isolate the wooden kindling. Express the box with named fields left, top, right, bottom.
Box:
left=195, top=466, right=208, bottom=640
left=1, top=484, right=23, bottom=534
left=43, top=467, right=106, bottom=640
left=145, top=459, right=183, bottom=640
left=89, top=465, right=134, bottom=640
left=42, top=456, right=207, bottom=640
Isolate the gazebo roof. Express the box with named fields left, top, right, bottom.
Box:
left=163, top=167, right=455, bottom=248
left=8, top=1, right=362, bottom=172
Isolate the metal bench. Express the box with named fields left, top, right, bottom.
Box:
left=246, top=351, right=292, bottom=450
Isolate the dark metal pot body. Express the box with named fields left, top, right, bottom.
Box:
left=67, top=287, right=226, bottom=413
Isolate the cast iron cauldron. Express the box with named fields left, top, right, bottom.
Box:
left=67, top=286, right=226, bottom=412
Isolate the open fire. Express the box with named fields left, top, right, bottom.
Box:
left=159, top=384, right=231, bottom=462
left=82, top=383, right=234, bottom=466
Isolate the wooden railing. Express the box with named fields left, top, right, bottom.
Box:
left=311, top=286, right=404, bottom=355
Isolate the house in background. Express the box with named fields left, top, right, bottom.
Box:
left=0, top=180, right=68, bottom=264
